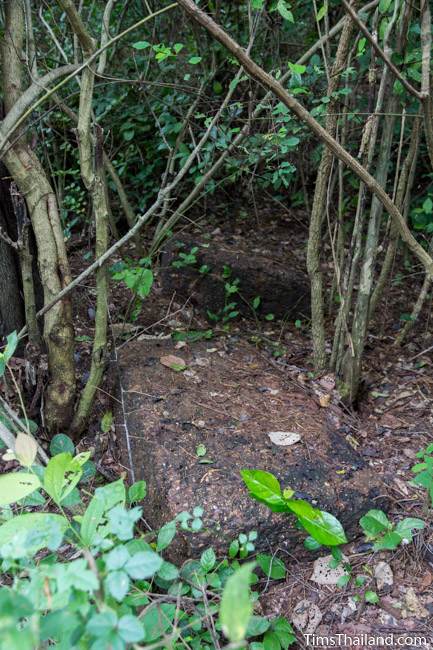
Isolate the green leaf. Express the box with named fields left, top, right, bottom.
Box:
left=252, top=0, right=265, bottom=8
left=264, top=631, right=281, bottom=650
left=200, top=547, right=216, bottom=572
left=0, top=513, right=68, bottom=550
left=132, top=40, right=151, bottom=50
left=246, top=615, right=271, bottom=637
left=365, top=590, right=379, bottom=604
left=105, top=570, right=130, bottom=601
left=304, top=536, right=322, bottom=552
left=394, top=517, right=425, bottom=542
left=87, top=611, right=117, bottom=639
left=125, top=550, right=163, bottom=579
left=379, top=0, right=392, bottom=12
left=80, top=495, right=105, bottom=546
left=0, top=472, right=40, bottom=506
left=157, top=520, right=176, bottom=551
left=273, top=617, right=296, bottom=648
left=373, top=531, right=402, bottom=551
left=142, top=604, right=176, bottom=643
left=128, top=480, right=147, bottom=503
left=50, top=434, right=74, bottom=456
left=220, top=561, right=255, bottom=642
left=101, top=411, right=113, bottom=433
left=286, top=499, right=347, bottom=545
left=94, top=478, right=126, bottom=509
left=188, top=56, right=202, bottom=64
left=118, top=615, right=145, bottom=643
left=317, top=3, right=327, bottom=21
left=108, top=505, right=141, bottom=541
left=359, top=509, right=391, bottom=538
left=257, top=553, right=286, bottom=579
left=157, top=560, right=179, bottom=581
left=277, top=0, right=294, bottom=22
left=241, top=470, right=288, bottom=512
left=289, top=62, right=306, bottom=75
left=105, top=545, right=130, bottom=571
left=4, top=331, right=18, bottom=362
left=43, top=453, right=83, bottom=504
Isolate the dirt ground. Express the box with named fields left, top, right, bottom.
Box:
left=7, top=206, right=433, bottom=647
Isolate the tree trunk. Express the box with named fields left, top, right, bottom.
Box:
left=0, top=162, right=24, bottom=339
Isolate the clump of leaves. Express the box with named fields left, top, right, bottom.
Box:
left=241, top=469, right=347, bottom=548
left=0, top=437, right=295, bottom=649
left=411, top=443, right=433, bottom=506
left=359, top=509, right=425, bottom=551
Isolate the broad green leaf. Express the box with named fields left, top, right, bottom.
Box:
left=80, top=495, right=106, bottom=546
left=365, top=590, right=379, bottom=604
left=132, top=40, right=151, bottom=50
left=200, top=547, right=216, bottom=572
left=157, top=519, right=176, bottom=551
left=0, top=472, right=40, bottom=506
left=394, top=517, right=425, bottom=542
left=286, top=500, right=347, bottom=546
left=86, top=611, right=117, bottom=639
left=43, top=453, right=83, bottom=504
left=105, top=570, right=130, bottom=602
left=246, top=615, right=270, bottom=637
left=289, top=62, right=306, bottom=75
left=379, top=0, right=392, bottom=12
left=264, top=631, right=280, bottom=650
left=373, top=531, right=402, bottom=551
left=157, top=560, right=179, bottom=581
left=108, top=505, right=141, bottom=541
left=117, top=615, right=145, bottom=643
left=101, top=411, right=113, bottom=433
left=142, top=604, right=176, bottom=643
left=128, top=480, right=147, bottom=503
left=241, top=470, right=288, bottom=512
left=317, top=3, right=327, bottom=21
left=188, top=56, right=202, bottom=65
left=50, top=434, right=74, bottom=456
left=125, top=550, right=163, bottom=579
left=220, top=561, right=255, bottom=642
left=257, top=553, right=286, bottom=579
left=4, top=331, right=18, bottom=362
left=304, top=536, right=322, bottom=551
left=273, top=617, right=296, bottom=648
left=0, top=513, right=68, bottom=549
left=252, top=0, right=264, bottom=8
left=277, top=0, right=294, bottom=22
left=94, top=478, right=126, bottom=509
left=359, top=509, right=391, bottom=537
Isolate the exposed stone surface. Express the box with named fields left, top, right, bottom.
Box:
left=160, top=235, right=310, bottom=320
left=115, top=338, right=387, bottom=561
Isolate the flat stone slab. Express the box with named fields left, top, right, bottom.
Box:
left=160, top=235, right=310, bottom=320
left=115, top=338, right=386, bottom=560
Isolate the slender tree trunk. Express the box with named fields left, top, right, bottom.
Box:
left=0, top=164, right=24, bottom=339
left=306, top=10, right=355, bottom=371
left=1, top=0, right=76, bottom=432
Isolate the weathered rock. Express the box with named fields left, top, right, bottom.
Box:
left=115, top=338, right=387, bottom=561
left=159, top=235, right=310, bottom=320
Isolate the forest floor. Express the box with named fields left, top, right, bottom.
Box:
left=50, top=206, right=433, bottom=646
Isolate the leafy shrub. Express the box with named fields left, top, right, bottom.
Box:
left=0, top=439, right=295, bottom=649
